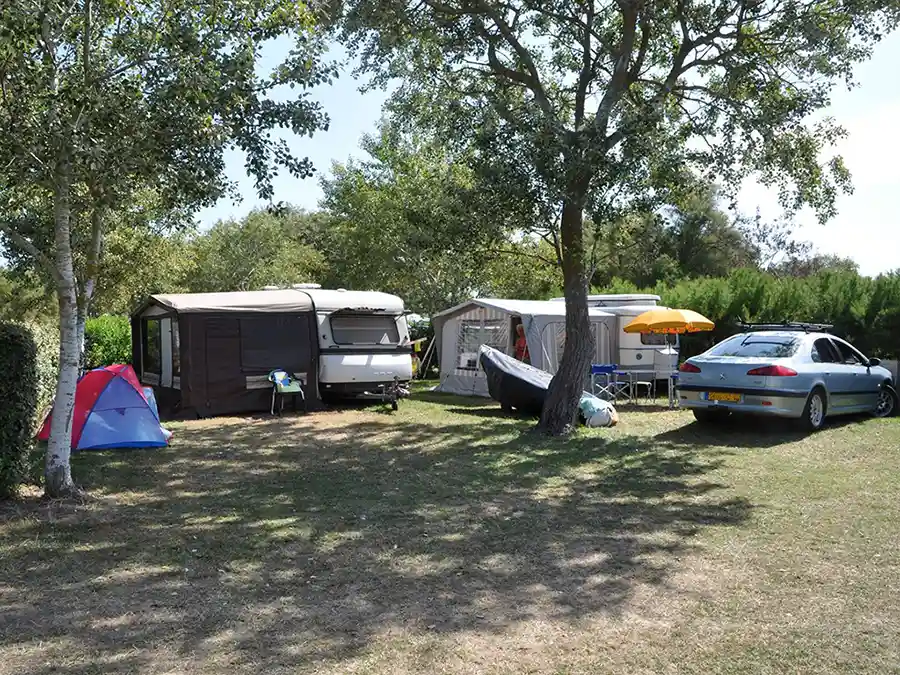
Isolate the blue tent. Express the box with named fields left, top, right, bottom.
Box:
left=38, top=364, right=169, bottom=451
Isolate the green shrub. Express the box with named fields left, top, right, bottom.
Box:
left=0, top=322, right=40, bottom=497
left=597, top=267, right=900, bottom=359
left=84, top=315, right=131, bottom=368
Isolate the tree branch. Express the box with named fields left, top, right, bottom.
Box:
left=474, top=3, right=554, bottom=119
left=0, top=222, right=62, bottom=284
left=573, top=1, right=594, bottom=127
left=590, top=1, right=639, bottom=137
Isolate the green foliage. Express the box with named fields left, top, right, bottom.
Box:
left=186, top=210, right=326, bottom=293
left=597, top=268, right=900, bottom=359
left=0, top=269, right=55, bottom=324
left=30, top=322, right=60, bottom=422
left=0, top=323, right=39, bottom=497
left=84, top=316, right=131, bottom=368
left=319, top=123, right=517, bottom=315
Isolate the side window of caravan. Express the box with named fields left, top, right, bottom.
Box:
left=457, top=319, right=507, bottom=370
left=330, top=315, right=401, bottom=345
left=142, top=319, right=162, bottom=376
left=640, top=333, right=668, bottom=346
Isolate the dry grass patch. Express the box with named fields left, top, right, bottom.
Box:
left=1, top=390, right=898, bottom=674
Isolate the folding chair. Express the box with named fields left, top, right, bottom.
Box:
left=591, top=364, right=629, bottom=402
left=625, top=369, right=656, bottom=404
left=268, top=369, right=306, bottom=415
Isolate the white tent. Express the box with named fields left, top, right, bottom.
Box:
left=432, top=298, right=616, bottom=397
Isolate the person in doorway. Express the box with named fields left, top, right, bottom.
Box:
left=514, top=323, right=530, bottom=363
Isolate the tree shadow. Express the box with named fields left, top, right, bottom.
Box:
left=0, top=412, right=752, bottom=674
left=655, top=412, right=876, bottom=449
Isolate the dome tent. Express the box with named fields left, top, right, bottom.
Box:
left=38, top=364, right=169, bottom=451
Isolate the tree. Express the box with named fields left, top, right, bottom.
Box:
left=186, top=209, right=327, bottom=293
left=320, top=122, right=515, bottom=315
left=770, top=253, right=860, bottom=279
left=0, top=0, right=332, bottom=495
left=335, top=0, right=899, bottom=433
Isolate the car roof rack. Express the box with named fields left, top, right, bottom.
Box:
left=737, top=320, right=834, bottom=333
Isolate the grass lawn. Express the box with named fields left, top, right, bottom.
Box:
left=2, top=390, right=899, bottom=675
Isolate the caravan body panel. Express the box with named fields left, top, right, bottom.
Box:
left=303, top=288, right=413, bottom=398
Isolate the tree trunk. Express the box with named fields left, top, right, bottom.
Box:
left=539, top=197, right=594, bottom=435
left=45, top=155, right=79, bottom=498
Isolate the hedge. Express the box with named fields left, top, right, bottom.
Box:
left=0, top=323, right=40, bottom=497
left=85, top=315, right=131, bottom=368
left=596, top=268, right=900, bottom=359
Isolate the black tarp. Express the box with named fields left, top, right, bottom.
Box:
left=479, top=345, right=555, bottom=416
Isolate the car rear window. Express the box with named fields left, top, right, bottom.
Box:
left=706, top=335, right=799, bottom=358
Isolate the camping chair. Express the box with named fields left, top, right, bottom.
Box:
left=591, top=363, right=620, bottom=401
left=268, top=369, right=305, bottom=416
left=622, top=369, right=656, bottom=404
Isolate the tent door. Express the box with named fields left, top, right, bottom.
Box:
left=161, top=318, right=173, bottom=388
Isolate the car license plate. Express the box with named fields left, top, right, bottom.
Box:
left=706, top=391, right=742, bottom=403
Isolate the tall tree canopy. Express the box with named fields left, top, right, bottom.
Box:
left=334, top=0, right=900, bottom=433
left=0, top=0, right=332, bottom=495
left=319, top=122, right=562, bottom=314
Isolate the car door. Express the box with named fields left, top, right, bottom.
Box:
left=831, top=337, right=881, bottom=410
left=828, top=338, right=872, bottom=411
left=811, top=338, right=851, bottom=412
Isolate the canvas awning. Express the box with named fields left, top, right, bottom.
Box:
left=149, top=290, right=314, bottom=314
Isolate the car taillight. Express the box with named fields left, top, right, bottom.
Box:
left=747, top=365, right=798, bottom=377
left=679, top=362, right=701, bottom=373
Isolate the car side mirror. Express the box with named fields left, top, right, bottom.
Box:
left=868, top=357, right=881, bottom=367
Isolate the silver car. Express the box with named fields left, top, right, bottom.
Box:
left=676, top=326, right=897, bottom=430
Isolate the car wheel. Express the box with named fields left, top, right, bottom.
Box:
left=873, top=384, right=899, bottom=418
left=799, top=388, right=827, bottom=431
left=693, top=409, right=730, bottom=425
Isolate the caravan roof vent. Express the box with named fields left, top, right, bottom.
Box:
left=262, top=285, right=281, bottom=291
left=291, top=283, right=322, bottom=289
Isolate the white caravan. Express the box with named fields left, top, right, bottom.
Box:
left=551, top=294, right=679, bottom=375
left=301, top=287, right=414, bottom=400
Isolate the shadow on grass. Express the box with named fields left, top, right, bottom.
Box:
left=655, top=411, right=876, bottom=449
left=0, top=411, right=751, bottom=674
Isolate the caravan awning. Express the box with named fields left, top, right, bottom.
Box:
left=432, top=298, right=615, bottom=321
left=149, top=290, right=314, bottom=314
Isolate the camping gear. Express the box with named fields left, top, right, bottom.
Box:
left=479, top=345, right=615, bottom=425
left=623, top=308, right=715, bottom=334
left=268, top=369, right=306, bottom=415
left=480, top=345, right=555, bottom=416
left=579, top=394, right=619, bottom=427
left=37, top=364, right=169, bottom=451
left=623, top=307, right=715, bottom=408
left=433, top=299, right=616, bottom=397
left=131, top=288, right=412, bottom=417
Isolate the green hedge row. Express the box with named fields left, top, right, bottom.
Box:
left=0, top=323, right=40, bottom=497
left=598, top=268, right=900, bottom=359
left=85, top=315, right=131, bottom=369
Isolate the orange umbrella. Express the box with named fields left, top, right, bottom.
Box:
left=623, top=308, right=715, bottom=334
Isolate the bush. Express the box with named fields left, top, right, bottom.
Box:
left=596, top=267, right=900, bottom=359
left=85, top=315, right=131, bottom=368
left=0, top=323, right=39, bottom=497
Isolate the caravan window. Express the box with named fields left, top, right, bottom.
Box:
left=640, top=333, right=668, bottom=346
left=457, top=319, right=507, bottom=370
left=330, top=315, right=400, bottom=345
left=142, top=319, right=161, bottom=375
left=240, top=316, right=303, bottom=370
left=172, top=319, right=181, bottom=376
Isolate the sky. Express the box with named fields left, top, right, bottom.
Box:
left=196, top=33, right=900, bottom=277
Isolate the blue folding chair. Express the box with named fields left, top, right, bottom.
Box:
left=591, top=364, right=618, bottom=401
